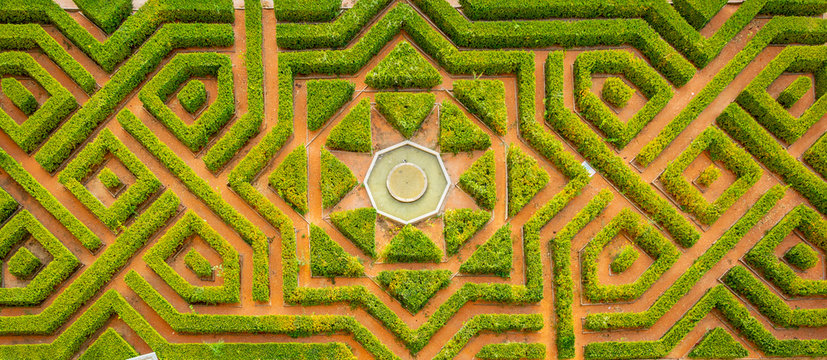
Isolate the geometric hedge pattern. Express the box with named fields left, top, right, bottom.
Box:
left=0, top=0, right=824, bottom=359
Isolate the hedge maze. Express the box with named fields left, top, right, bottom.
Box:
left=0, top=0, right=827, bottom=359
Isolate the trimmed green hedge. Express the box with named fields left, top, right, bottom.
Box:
left=581, top=208, right=679, bottom=303
left=177, top=79, right=207, bottom=113
left=658, top=127, right=762, bottom=225
left=601, top=77, right=634, bottom=109
left=546, top=51, right=700, bottom=247
left=736, top=46, right=827, bottom=144
left=7, top=246, right=40, bottom=279
left=0, top=148, right=100, bottom=251
left=803, top=133, right=827, bottom=178
left=306, top=79, right=354, bottom=131
left=365, top=40, right=441, bottom=89
left=785, top=242, right=819, bottom=270
left=0, top=52, right=76, bottom=153
left=610, top=245, right=638, bottom=274
left=376, top=269, right=451, bottom=313
left=35, top=23, right=234, bottom=173
left=438, top=100, right=491, bottom=153
left=444, top=208, right=490, bottom=256
left=329, top=207, right=376, bottom=258
left=476, top=343, right=545, bottom=360
left=458, top=149, right=496, bottom=210
left=274, top=0, right=341, bottom=22
left=309, top=224, right=364, bottom=278
left=574, top=50, right=672, bottom=149
left=72, top=0, right=132, bottom=34
left=0, top=186, right=17, bottom=224
left=375, top=91, right=435, bottom=137
left=696, top=164, right=720, bottom=187
left=583, top=186, right=785, bottom=331
left=268, top=146, right=308, bottom=215
left=744, top=203, right=827, bottom=296
left=58, top=129, right=161, bottom=230
left=120, top=109, right=271, bottom=302
left=459, top=224, right=512, bottom=277
left=326, top=98, right=373, bottom=152
left=453, top=79, right=507, bottom=136
left=143, top=211, right=240, bottom=304
left=717, top=103, right=827, bottom=214
left=551, top=189, right=613, bottom=358
left=381, top=224, right=443, bottom=263
left=184, top=249, right=213, bottom=279
left=1, top=77, right=38, bottom=115
left=507, top=144, right=549, bottom=217
left=687, top=327, right=748, bottom=359
left=321, top=149, right=357, bottom=209
left=96, top=167, right=122, bottom=189
left=140, top=52, right=234, bottom=152
left=777, top=75, right=811, bottom=109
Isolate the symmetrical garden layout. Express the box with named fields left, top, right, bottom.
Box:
left=0, top=0, right=827, bottom=358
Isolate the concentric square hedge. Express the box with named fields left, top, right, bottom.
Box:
left=658, top=127, right=761, bottom=225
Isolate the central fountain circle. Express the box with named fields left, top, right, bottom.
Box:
left=386, top=163, right=428, bottom=202
left=364, top=141, right=451, bottom=224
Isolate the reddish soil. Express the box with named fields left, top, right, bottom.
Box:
left=0, top=3, right=824, bottom=360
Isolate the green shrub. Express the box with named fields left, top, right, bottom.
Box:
left=36, top=23, right=234, bottom=172
left=610, top=245, right=638, bottom=274
left=309, top=224, right=364, bottom=278
left=375, top=92, right=435, bottom=137
left=803, top=133, right=827, bottom=178
left=184, top=249, right=213, bottom=279
left=696, top=164, right=720, bottom=187
left=581, top=209, right=679, bottom=303
left=96, top=167, right=122, bottom=189
left=329, top=208, right=376, bottom=258
left=381, top=224, right=442, bottom=263
left=268, top=146, right=308, bottom=215
left=735, top=45, right=827, bottom=144
left=550, top=189, right=613, bottom=358
left=58, top=129, right=161, bottom=230
left=177, top=79, right=207, bottom=113
left=274, top=0, right=341, bottom=22
left=476, top=343, right=546, bottom=360
left=507, top=145, right=549, bottom=217
left=548, top=52, right=699, bottom=247
left=326, top=98, right=372, bottom=152
left=459, top=224, right=512, bottom=277
left=777, top=76, right=811, bottom=109
left=0, top=148, right=100, bottom=251
left=140, top=52, right=234, bottom=152
left=673, top=0, right=728, bottom=30
left=658, top=127, right=761, bottom=225
left=78, top=328, right=138, bottom=360
left=601, top=77, right=634, bottom=108
left=306, top=79, right=354, bottom=131
left=72, top=0, right=132, bottom=34
left=0, top=52, right=76, bottom=153
left=583, top=186, right=784, bottom=331
left=574, top=50, right=672, bottom=148
left=687, top=327, right=748, bottom=359
left=120, top=110, right=271, bottom=302
left=453, top=79, right=507, bottom=136
left=443, top=208, right=490, bottom=255
left=438, top=100, right=491, bottom=153
left=7, top=247, right=40, bottom=278
left=717, top=103, right=827, bottom=214
left=376, top=269, right=451, bottom=313
left=365, top=41, right=441, bottom=89
left=784, top=242, right=819, bottom=270
left=321, top=149, right=357, bottom=209
left=143, top=211, right=240, bottom=304
left=458, top=150, right=496, bottom=210
left=1, top=77, right=38, bottom=115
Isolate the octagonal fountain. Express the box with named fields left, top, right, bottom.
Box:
left=365, top=141, right=450, bottom=224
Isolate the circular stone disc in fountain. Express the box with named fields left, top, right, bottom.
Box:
left=365, top=141, right=450, bottom=224
left=386, top=163, right=428, bottom=202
